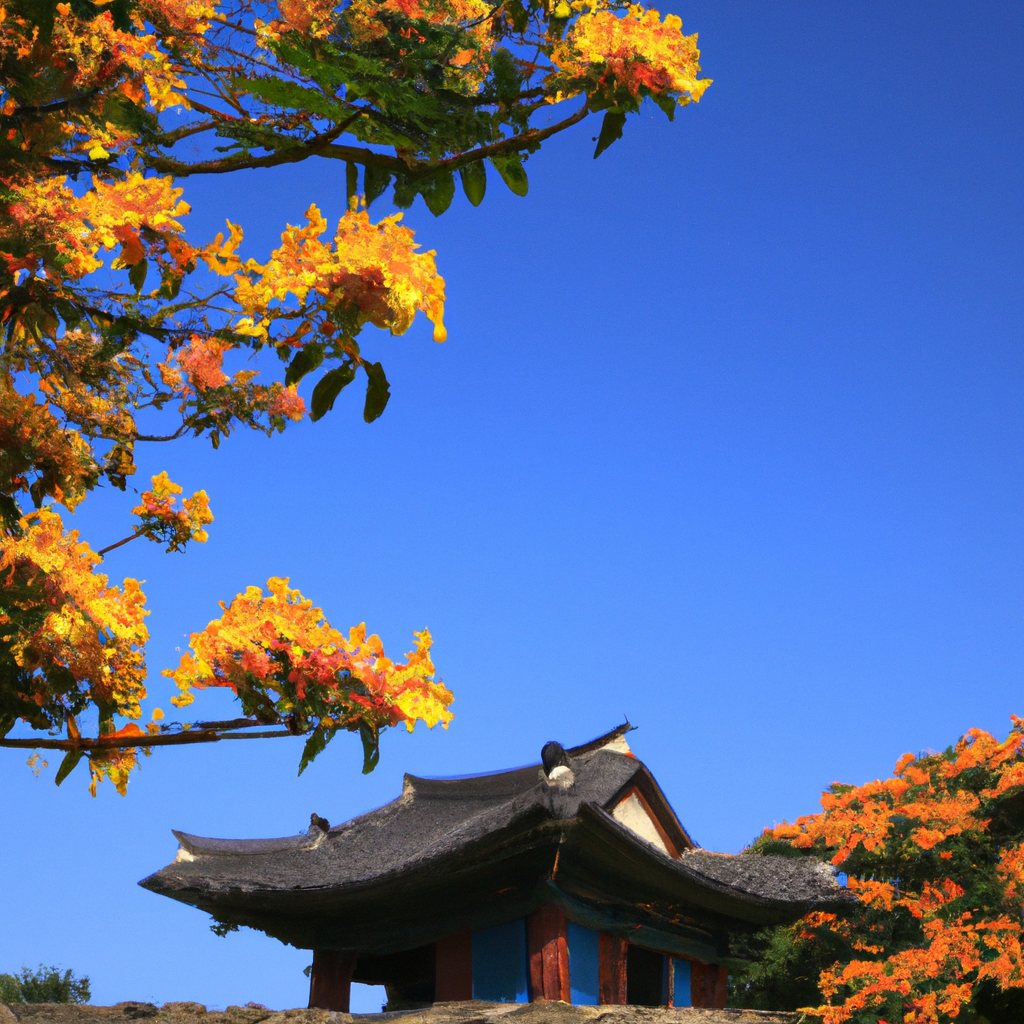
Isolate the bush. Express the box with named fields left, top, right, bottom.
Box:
left=0, top=966, right=90, bottom=1004
left=0, top=975, right=21, bottom=1005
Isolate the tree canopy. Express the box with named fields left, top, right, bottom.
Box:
left=0, top=0, right=710, bottom=792
left=732, top=718, right=1024, bottom=1024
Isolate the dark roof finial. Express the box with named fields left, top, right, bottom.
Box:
left=541, top=741, right=570, bottom=777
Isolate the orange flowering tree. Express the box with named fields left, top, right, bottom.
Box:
left=733, top=718, right=1024, bottom=1024
left=0, top=0, right=708, bottom=793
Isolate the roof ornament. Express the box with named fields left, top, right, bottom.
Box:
left=541, top=741, right=574, bottom=789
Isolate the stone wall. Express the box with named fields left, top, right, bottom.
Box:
left=1, top=1001, right=801, bottom=1024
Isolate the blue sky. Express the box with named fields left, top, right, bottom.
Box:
left=2, top=0, right=1022, bottom=1012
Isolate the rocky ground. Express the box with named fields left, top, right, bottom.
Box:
left=0, top=1002, right=801, bottom=1024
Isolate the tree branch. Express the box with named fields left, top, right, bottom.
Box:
left=146, top=120, right=356, bottom=177
left=0, top=724, right=295, bottom=752
left=96, top=532, right=141, bottom=557
left=145, top=102, right=590, bottom=179
left=432, top=102, right=590, bottom=173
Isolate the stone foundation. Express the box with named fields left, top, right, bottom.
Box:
left=1, top=1002, right=800, bottom=1024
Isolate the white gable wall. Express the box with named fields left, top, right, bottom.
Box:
left=611, top=791, right=672, bottom=857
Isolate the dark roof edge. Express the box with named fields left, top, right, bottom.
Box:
left=566, top=721, right=636, bottom=757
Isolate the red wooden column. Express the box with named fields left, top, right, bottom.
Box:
left=598, top=934, right=627, bottom=1005
left=527, top=905, right=570, bottom=1002
left=435, top=931, right=473, bottom=1001
left=308, top=950, right=357, bottom=1011
left=711, top=964, right=728, bottom=1008
left=690, top=962, right=727, bottom=1009
left=690, top=961, right=707, bottom=1008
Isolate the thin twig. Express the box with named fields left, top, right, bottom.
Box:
left=96, top=532, right=141, bottom=557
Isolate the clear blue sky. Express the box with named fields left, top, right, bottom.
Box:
left=2, top=0, right=1022, bottom=1012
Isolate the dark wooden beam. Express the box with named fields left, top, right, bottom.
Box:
left=435, top=931, right=473, bottom=1001
left=308, top=950, right=356, bottom=1011
left=527, top=905, right=570, bottom=1002
left=598, top=933, right=627, bottom=1005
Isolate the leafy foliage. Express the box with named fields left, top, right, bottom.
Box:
left=733, top=718, right=1024, bottom=1024
left=0, top=965, right=91, bottom=1004
left=0, top=0, right=708, bottom=792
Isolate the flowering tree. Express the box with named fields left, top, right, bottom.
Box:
left=0, top=0, right=709, bottom=792
left=734, top=718, right=1024, bottom=1023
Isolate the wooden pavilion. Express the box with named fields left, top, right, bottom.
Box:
left=141, top=725, right=850, bottom=1012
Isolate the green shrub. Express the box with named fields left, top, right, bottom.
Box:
left=0, top=974, right=22, bottom=1005
left=0, top=966, right=90, bottom=1004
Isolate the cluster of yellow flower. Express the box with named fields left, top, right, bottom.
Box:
left=163, top=576, right=455, bottom=736
left=218, top=202, right=447, bottom=345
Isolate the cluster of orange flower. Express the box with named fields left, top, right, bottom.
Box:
left=766, top=720, right=1024, bottom=1023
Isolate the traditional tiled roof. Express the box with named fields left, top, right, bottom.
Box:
left=140, top=726, right=852, bottom=959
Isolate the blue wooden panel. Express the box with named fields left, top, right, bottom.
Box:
left=671, top=959, right=692, bottom=1007
left=472, top=920, right=528, bottom=1003
left=567, top=923, right=600, bottom=1005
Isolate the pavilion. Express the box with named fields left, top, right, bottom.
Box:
left=141, top=725, right=850, bottom=1012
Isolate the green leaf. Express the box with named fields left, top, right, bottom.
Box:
left=459, top=161, right=487, bottom=207
left=651, top=93, right=677, bottom=122
left=358, top=721, right=380, bottom=774
left=298, top=727, right=334, bottom=776
left=594, top=110, right=627, bottom=158
left=128, top=259, right=148, bottom=293
left=345, top=161, right=358, bottom=205
left=310, top=364, right=356, bottom=421
left=505, top=0, right=529, bottom=33
left=232, top=77, right=349, bottom=122
left=362, top=361, right=391, bottom=423
left=159, top=272, right=182, bottom=300
left=102, top=90, right=159, bottom=139
left=284, top=342, right=325, bottom=387
left=0, top=494, right=22, bottom=535
left=392, top=175, right=417, bottom=210
left=364, top=165, right=392, bottom=205
left=272, top=41, right=350, bottom=94
left=54, top=749, right=83, bottom=787
left=418, top=169, right=456, bottom=216
left=490, top=154, right=529, bottom=197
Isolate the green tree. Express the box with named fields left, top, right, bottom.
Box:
left=0, top=965, right=91, bottom=1005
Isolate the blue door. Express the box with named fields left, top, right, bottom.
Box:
left=567, top=923, right=600, bottom=1005
left=472, top=921, right=529, bottom=1003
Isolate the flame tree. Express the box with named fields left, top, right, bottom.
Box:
left=732, top=718, right=1024, bottom=1024
left=0, top=0, right=709, bottom=792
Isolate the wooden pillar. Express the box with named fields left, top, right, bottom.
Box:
left=712, top=964, right=728, bottom=1008
left=690, top=962, right=727, bottom=1009
left=690, top=961, right=707, bottom=1008
left=527, top=905, right=570, bottom=1002
left=598, top=934, right=627, bottom=1005
left=435, top=931, right=473, bottom=1001
left=308, top=950, right=357, bottom=1011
